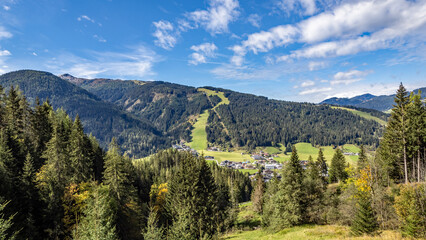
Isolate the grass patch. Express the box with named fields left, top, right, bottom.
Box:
left=332, top=106, right=387, bottom=126
left=221, top=225, right=402, bottom=240
left=264, top=146, right=281, bottom=154
left=198, top=88, right=230, bottom=107
left=188, top=111, right=209, bottom=150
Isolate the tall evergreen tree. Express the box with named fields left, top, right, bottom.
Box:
left=264, top=146, right=305, bottom=230
left=357, top=145, right=368, bottom=172
left=304, top=155, right=325, bottom=223
left=407, top=91, right=425, bottom=182
left=0, top=201, right=17, bottom=240
left=69, top=115, right=93, bottom=183
left=73, top=184, right=118, bottom=240
left=351, top=195, right=379, bottom=236
left=380, top=83, right=410, bottom=183
left=317, top=148, right=328, bottom=185
left=329, top=148, right=347, bottom=183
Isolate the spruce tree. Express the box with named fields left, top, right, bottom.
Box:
left=73, top=184, right=117, bottom=240
left=69, top=115, right=93, bottom=183
left=407, top=91, right=425, bottom=182
left=304, top=155, right=325, bottom=223
left=0, top=201, right=17, bottom=240
left=143, top=208, right=164, bottom=240
left=317, top=148, right=328, bottom=185
left=351, top=195, right=379, bottom=236
left=266, top=146, right=305, bottom=230
left=380, top=83, right=410, bottom=183
left=329, top=148, right=347, bottom=183
left=357, top=145, right=368, bottom=172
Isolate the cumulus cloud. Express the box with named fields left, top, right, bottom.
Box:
left=3, top=5, right=10, bottom=11
left=189, top=42, right=218, bottom=65
left=0, top=49, right=11, bottom=56
left=247, top=14, right=261, bottom=28
left=186, top=0, right=239, bottom=35
left=330, top=69, right=372, bottom=85
left=232, top=0, right=426, bottom=64
left=153, top=21, right=177, bottom=50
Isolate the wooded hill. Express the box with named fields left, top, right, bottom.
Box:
left=0, top=70, right=386, bottom=157
left=321, top=87, right=426, bottom=111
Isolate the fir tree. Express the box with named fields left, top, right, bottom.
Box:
left=351, top=195, right=379, bottom=236
left=317, top=148, right=328, bottom=185
left=73, top=184, right=118, bottom=240
left=357, top=145, right=368, bottom=172
left=69, top=115, right=93, bottom=183
left=329, top=148, right=347, bottom=183
left=265, top=146, right=305, bottom=230
left=304, top=155, right=325, bottom=223
left=407, top=91, right=425, bottom=182
left=0, top=201, right=17, bottom=240
left=142, top=208, right=164, bottom=240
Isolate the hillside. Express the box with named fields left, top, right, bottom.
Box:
left=0, top=70, right=170, bottom=157
left=0, top=70, right=386, bottom=158
left=61, top=74, right=212, bottom=141
left=321, top=87, right=426, bottom=111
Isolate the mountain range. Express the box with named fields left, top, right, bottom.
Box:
left=321, top=87, right=426, bottom=111
left=0, top=70, right=389, bottom=158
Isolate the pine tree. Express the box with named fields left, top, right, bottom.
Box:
left=103, top=138, right=133, bottom=204
left=317, top=148, right=328, bottom=185
left=69, top=115, right=93, bottom=183
left=251, top=171, right=265, bottom=213
left=351, top=195, right=379, bottom=236
left=73, top=184, right=117, bottom=240
left=304, top=155, right=325, bottom=223
left=357, top=145, right=368, bottom=172
left=407, top=91, right=425, bottom=182
left=380, top=83, right=410, bottom=183
left=142, top=208, right=164, bottom=240
left=0, top=130, right=13, bottom=199
left=19, top=153, right=38, bottom=240
left=0, top=201, right=17, bottom=240
left=265, top=146, right=305, bottom=230
left=329, top=148, right=347, bottom=183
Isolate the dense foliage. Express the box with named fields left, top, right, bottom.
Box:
left=0, top=85, right=253, bottom=240
left=206, top=88, right=383, bottom=149
left=256, top=83, right=425, bottom=238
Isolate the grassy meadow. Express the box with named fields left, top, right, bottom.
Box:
left=331, top=106, right=387, bottom=126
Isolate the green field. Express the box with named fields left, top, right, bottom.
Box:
left=188, top=111, right=209, bottom=150
left=189, top=88, right=230, bottom=150
left=332, top=106, right=387, bottom=126
left=221, top=225, right=402, bottom=240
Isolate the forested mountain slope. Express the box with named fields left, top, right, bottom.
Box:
left=0, top=70, right=169, bottom=157
left=205, top=87, right=384, bottom=149
left=61, top=74, right=212, bottom=140
left=321, top=87, right=426, bottom=111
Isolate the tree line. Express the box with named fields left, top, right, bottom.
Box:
left=0, top=84, right=253, bottom=239
left=251, top=83, right=425, bottom=238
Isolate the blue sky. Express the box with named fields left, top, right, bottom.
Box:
left=0, top=0, right=425, bottom=102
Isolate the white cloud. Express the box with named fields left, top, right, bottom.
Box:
left=47, top=46, right=160, bottom=79
left=3, top=5, right=10, bottom=11
left=153, top=21, right=177, bottom=50
left=299, top=87, right=332, bottom=95
left=300, top=80, right=315, bottom=87
left=0, top=49, right=11, bottom=56
left=0, top=26, right=12, bottom=40
left=186, top=0, right=239, bottom=35
left=32, top=52, right=37, bottom=56
left=233, top=0, right=426, bottom=64
left=189, top=42, right=218, bottom=65
left=77, top=15, right=95, bottom=23
left=308, top=61, right=327, bottom=71
left=330, top=69, right=372, bottom=85
left=278, top=0, right=317, bottom=16
left=248, top=14, right=261, bottom=28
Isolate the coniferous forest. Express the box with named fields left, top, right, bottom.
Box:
left=0, top=82, right=425, bottom=240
